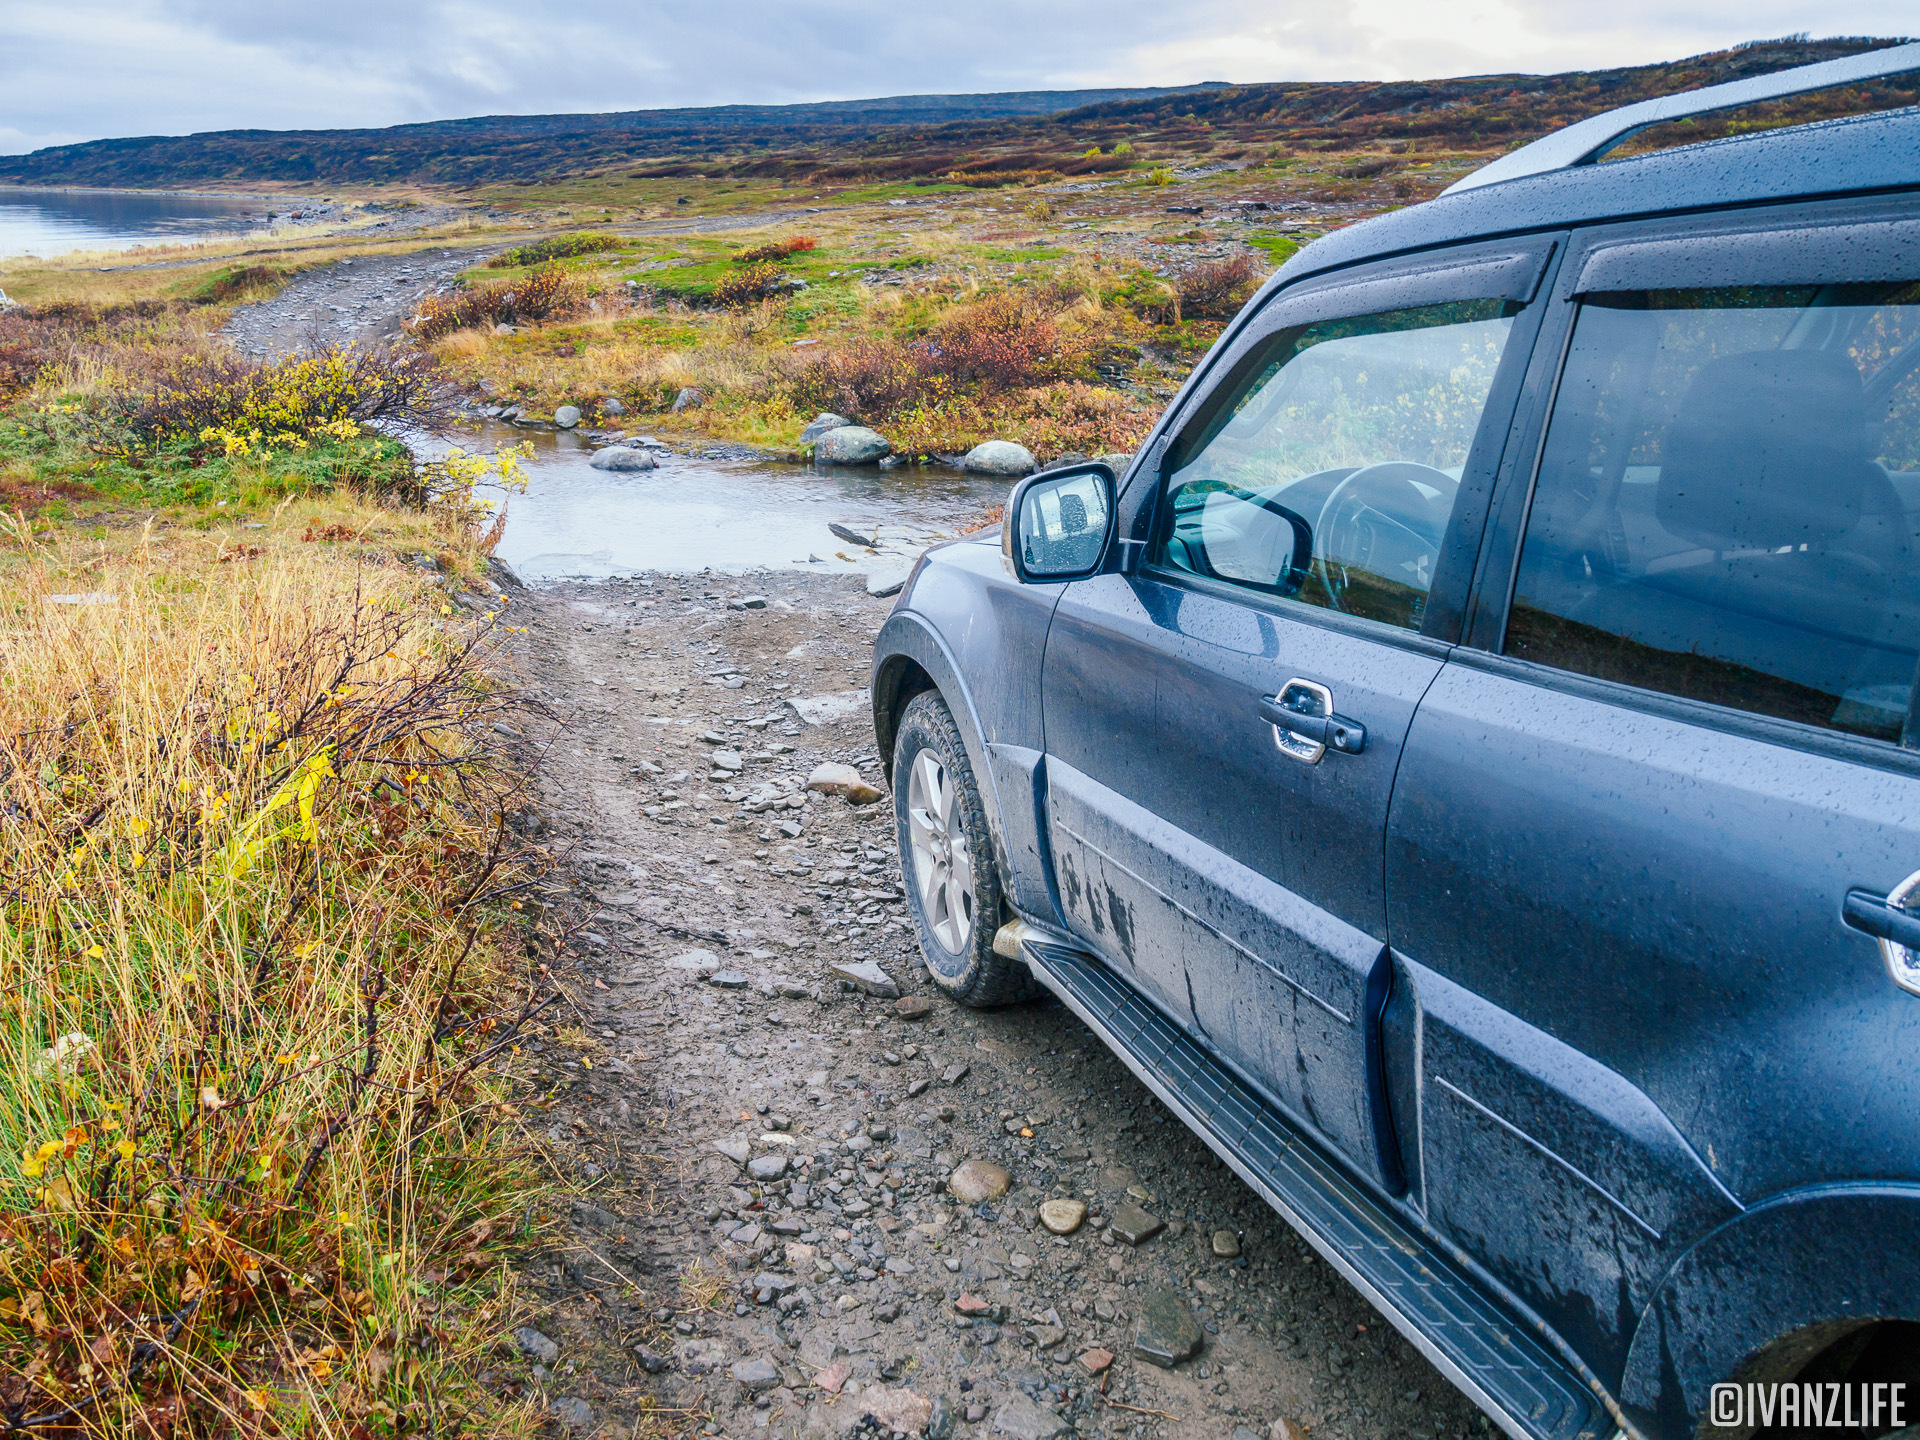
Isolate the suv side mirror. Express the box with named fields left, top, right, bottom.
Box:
left=1003, top=464, right=1117, bottom=582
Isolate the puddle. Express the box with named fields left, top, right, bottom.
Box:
left=446, top=425, right=1009, bottom=584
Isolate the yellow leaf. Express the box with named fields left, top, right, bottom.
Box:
left=41, top=1176, right=78, bottom=1211
left=115, top=1140, right=135, bottom=1160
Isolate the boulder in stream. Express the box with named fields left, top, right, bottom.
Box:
left=590, top=446, right=656, bottom=471
left=814, top=426, right=892, bottom=465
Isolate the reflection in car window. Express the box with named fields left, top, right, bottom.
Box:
left=1154, top=301, right=1517, bottom=631
left=1508, top=283, right=1920, bottom=745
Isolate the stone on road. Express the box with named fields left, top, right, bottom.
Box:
left=949, top=1159, right=1011, bottom=1205
left=514, top=1326, right=560, bottom=1364
left=859, top=1386, right=933, bottom=1434
left=830, top=958, right=899, bottom=997
left=1109, top=1199, right=1164, bottom=1245
left=730, top=1356, right=781, bottom=1391
left=1133, top=1288, right=1204, bottom=1367
left=1039, top=1197, right=1086, bottom=1234
left=990, top=1388, right=1070, bottom=1440
left=807, top=761, right=883, bottom=804
left=549, top=1396, right=594, bottom=1431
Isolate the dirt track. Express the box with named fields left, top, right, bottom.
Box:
left=485, top=565, right=1493, bottom=1440
left=213, top=240, right=1495, bottom=1440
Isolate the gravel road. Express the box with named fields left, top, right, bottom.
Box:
left=491, top=567, right=1495, bottom=1440
left=222, top=246, right=480, bottom=359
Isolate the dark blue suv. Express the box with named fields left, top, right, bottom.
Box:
left=872, top=46, right=1920, bottom=1440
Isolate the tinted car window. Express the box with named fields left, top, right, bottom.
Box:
left=1507, top=282, right=1920, bottom=744
left=1155, top=301, right=1517, bottom=631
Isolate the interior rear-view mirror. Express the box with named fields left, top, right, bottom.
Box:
left=1003, top=464, right=1117, bottom=582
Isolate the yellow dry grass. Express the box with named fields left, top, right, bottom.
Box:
left=0, top=504, right=547, bottom=1436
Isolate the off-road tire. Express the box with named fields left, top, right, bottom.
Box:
left=892, top=691, right=1036, bottom=1006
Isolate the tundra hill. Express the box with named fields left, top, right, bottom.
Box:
left=0, top=84, right=1232, bottom=189
left=680, top=35, right=1917, bottom=188
left=0, top=35, right=1912, bottom=192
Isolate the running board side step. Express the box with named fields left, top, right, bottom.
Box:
left=1019, top=936, right=1619, bottom=1440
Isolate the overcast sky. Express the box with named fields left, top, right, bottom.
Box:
left=2, top=0, right=1913, bottom=154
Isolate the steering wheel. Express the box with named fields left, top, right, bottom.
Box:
left=1312, top=462, right=1459, bottom=616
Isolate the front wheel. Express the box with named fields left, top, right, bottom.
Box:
left=892, top=692, right=1035, bottom=1007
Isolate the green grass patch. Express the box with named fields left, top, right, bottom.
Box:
left=0, top=415, right=416, bottom=509
left=830, top=181, right=972, bottom=204
left=983, top=246, right=1069, bottom=262
left=487, top=232, right=622, bottom=267
left=1246, top=232, right=1304, bottom=267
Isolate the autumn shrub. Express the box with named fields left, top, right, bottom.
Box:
left=1177, top=254, right=1262, bottom=321
left=730, top=236, right=817, bottom=263
left=791, top=336, right=938, bottom=419
left=190, top=264, right=287, bottom=306
left=408, top=265, right=584, bottom=342
left=0, top=522, right=551, bottom=1435
left=485, top=232, right=620, bottom=268
left=108, top=344, right=455, bottom=454
left=712, top=261, right=789, bottom=309
left=0, top=302, right=177, bottom=403
left=1105, top=271, right=1180, bottom=325
left=927, top=290, right=1093, bottom=390
left=790, top=289, right=1097, bottom=419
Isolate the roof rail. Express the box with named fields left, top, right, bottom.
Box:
left=1443, top=41, right=1920, bottom=195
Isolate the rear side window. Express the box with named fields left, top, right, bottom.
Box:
left=1154, top=301, right=1518, bottom=632
left=1507, top=282, right=1920, bottom=744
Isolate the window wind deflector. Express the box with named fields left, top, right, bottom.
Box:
left=1575, top=218, right=1920, bottom=295
left=1270, top=248, right=1549, bottom=324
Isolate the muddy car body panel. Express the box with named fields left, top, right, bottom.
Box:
left=876, top=60, right=1920, bottom=1440
left=873, top=539, right=1066, bottom=922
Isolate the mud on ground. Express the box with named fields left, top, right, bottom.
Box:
left=483, top=566, right=1494, bottom=1440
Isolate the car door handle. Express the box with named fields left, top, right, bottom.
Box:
left=1844, top=889, right=1920, bottom=949
left=1259, top=679, right=1367, bottom=764
left=1844, top=880, right=1920, bottom=997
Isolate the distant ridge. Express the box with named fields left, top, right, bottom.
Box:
left=0, top=39, right=1911, bottom=191
left=0, top=84, right=1233, bottom=189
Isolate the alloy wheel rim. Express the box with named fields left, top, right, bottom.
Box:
left=907, top=748, right=974, bottom=956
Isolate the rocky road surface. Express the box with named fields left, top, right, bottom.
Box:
left=222, top=246, right=483, bottom=359
left=492, top=566, right=1495, bottom=1440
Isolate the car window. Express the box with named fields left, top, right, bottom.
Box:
left=1153, top=300, right=1518, bottom=632
left=1506, top=282, right=1920, bottom=745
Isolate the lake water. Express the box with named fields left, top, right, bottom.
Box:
left=460, top=426, right=1010, bottom=582
left=0, top=187, right=271, bottom=260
